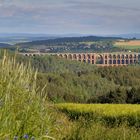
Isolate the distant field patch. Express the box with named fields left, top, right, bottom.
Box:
left=115, top=40, right=140, bottom=50
left=80, top=41, right=95, bottom=45
left=57, top=103, right=140, bottom=126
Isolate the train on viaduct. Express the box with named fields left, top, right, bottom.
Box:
left=19, top=52, right=140, bottom=66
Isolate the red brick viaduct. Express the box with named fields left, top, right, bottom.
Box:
left=19, top=52, right=140, bottom=66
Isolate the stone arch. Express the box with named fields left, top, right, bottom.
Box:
left=64, top=54, right=68, bottom=59
left=59, top=54, right=63, bottom=57
left=105, top=55, right=107, bottom=59
left=113, top=54, right=116, bottom=59
left=87, top=54, right=91, bottom=59
left=82, top=54, right=86, bottom=59
left=73, top=54, right=77, bottom=59
left=68, top=54, right=73, bottom=59
left=78, top=54, right=82, bottom=59
left=113, top=59, right=117, bottom=64
left=134, top=54, right=137, bottom=59
left=130, top=59, right=133, bottom=64
left=126, top=59, right=129, bottom=64
left=96, top=54, right=104, bottom=64
left=117, top=54, right=121, bottom=59
left=117, top=59, right=121, bottom=64
left=92, top=55, right=94, bottom=59
left=125, top=54, right=128, bottom=59
left=122, top=59, right=125, bottom=64
left=112, top=54, right=117, bottom=64
left=129, top=54, right=133, bottom=59
left=121, top=54, right=125, bottom=59
left=109, top=54, right=112, bottom=59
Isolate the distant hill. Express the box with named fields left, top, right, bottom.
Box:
left=0, top=43, right=11, bottom=48
left=0, top=33, right=58, bottom=44
left=112, top=33, right=140, bottom=39
left=18, top=36, right=122, bottom=47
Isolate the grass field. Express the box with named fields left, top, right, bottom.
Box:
left=57, top=103, right=140, bottom=126
left=115, top=40, right=140, bottom=50
left=80, top=41, right=95, bottom=45
left=56, top=103, right=140, bottom=139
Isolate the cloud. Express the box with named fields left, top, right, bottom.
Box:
left=0, top=0, right=140, bottom=34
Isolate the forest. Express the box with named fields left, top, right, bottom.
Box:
left=16, top=54, right=140, bottom=104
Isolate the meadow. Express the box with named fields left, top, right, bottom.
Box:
left=56, top=103, right=140, bottom=140
left=114, top=40, right=140, bottom=50
left=57, top=103, right=140, bottom=126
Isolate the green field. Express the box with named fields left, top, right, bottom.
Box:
left=56, top=103, right=140, bottom=140
left=114, top=45, right=140, bottom=50
left=114, top=40, right=140, bottom=50
left=57, top=103, right=140, bottom=126
left=80, top=41, right=95, bottom=45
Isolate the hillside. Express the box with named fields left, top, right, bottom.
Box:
left=16, top=54, right=140, bottom=103
left=0, top=43, right=11, bottom=48
left=18, top=36, right=122, bottom=47
left=17, top=36, right=125, bottom=53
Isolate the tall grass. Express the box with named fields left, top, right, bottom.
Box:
left=0, top=52, right=54, bottom=139
left=63, top=121, right=140, bottom=140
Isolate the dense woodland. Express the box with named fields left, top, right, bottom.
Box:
left=16, top=54, right=140, bottom=104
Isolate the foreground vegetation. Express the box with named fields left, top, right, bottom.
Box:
left=1, top=50, right=140, bottom=139
left=0, top=52, right=73, bottom=139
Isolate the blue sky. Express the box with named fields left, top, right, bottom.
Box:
left=0, top=0, right=140, bottom=35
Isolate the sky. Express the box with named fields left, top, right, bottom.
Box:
left=0, top=0, right=140, bottom=35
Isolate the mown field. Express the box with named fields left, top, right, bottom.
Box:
left=114, top=40, right=140, bottom=50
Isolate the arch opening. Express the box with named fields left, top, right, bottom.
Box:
left=96, top=54, right=104, bottom=64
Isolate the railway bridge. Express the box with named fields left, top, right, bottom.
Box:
left=19, top=52, right=140, bottom=66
